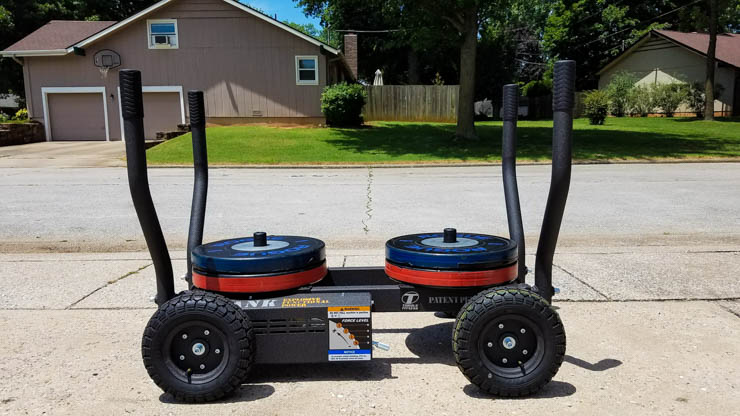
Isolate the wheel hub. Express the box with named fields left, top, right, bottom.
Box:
left=166, top=321, right=227, bottom=379
left=480, top=316, right=542, bottom=374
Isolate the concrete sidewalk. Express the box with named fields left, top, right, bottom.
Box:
left=0, top=248, right=738, bottom=415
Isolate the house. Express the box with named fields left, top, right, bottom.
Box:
left=1, top=0, right=355, bottom=141
left=597, top=30, right=740, bottom=116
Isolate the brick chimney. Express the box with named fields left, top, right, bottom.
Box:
left=343, top=33, right=358, bottom=79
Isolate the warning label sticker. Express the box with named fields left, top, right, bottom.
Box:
left=328, top=306, right=371, bottom=361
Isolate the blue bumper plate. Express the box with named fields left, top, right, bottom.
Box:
left=385, top=232, right=517, bottom=270
left=192, top=235, right=325, bottom=275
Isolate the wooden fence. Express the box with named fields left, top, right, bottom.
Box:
left=363, top=85, right=459, bottom=122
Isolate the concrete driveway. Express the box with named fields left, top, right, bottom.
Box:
left=0, top=141, right=125, bottom=167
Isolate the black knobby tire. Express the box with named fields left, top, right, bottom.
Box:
left=452, top=287, right=565, bottom=396
left=142, top=290, right=255, bottom=402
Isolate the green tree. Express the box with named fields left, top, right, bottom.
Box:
left=300, top=0, right=518, bottom=141
left=544, top=1, right=689, bottom=89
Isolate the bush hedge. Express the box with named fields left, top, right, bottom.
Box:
left=605, top=71, right=637, bottom=117
left=583, top=90, right=609, bottom=125
left=320, top=82, right=367, bottom=127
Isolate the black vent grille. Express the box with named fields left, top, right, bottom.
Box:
left=252, top=318, right=326, bottom=335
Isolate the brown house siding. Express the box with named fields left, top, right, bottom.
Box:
left=24, top=0, right=330, bottom=140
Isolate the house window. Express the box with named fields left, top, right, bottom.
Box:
left=148, top=19, right=178, bottom=49
left=296, top=56, right=318, bottom=85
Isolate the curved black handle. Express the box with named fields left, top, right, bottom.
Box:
left=120, top=69, right=175, bottom=305
left=501, top=83, right=526, bottom=283
left=535, top=60, right=576, bottom=301
left=185, top=90, right=208, bottom=286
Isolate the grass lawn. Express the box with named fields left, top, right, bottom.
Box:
left=146, top=117, right=740, bottom=165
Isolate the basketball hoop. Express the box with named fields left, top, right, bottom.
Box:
left=93, top=49, right=121, bottom=79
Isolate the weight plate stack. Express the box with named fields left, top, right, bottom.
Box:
left=191, top=232, right=327, bottom=293
left=385, top=228, right=518, bottom=288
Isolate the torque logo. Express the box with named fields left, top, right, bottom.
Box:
left=401, top=291, right=420, bottom=311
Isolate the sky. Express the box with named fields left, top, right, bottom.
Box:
left=243, top=0, right=322, bottom=27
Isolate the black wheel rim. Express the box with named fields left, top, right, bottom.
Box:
left=163, top=320, right=229, bottom=385
left=477, top=314, right=545, bottom=379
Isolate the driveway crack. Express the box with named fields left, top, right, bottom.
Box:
left=65, top=263, right=152, bottom=309
left=553, top=263, right=610, bottom=300
left=715, top=302, right=740, bottom=319
left=361, top=168, right=373, bottom=234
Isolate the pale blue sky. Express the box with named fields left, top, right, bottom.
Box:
left=243, top=0, right=322, bottom=28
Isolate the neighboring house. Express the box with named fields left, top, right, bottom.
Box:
left=597, top=30, right=740, bottom=116
left=0, top=94, right=21, bottom=114
left=0, top=0, right=355, bottom=141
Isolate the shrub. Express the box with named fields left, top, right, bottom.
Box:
left=652, top=83, right=688, bottom=117
left=626, top=85, right=654, bottom=117
left=605, top=71, right=637, bottom=117
left=0, top=112, right=8, bottom=122
left=583, top=89, right=609, bottom=125
left=521, top=79, right=552, bottom=97
left=13, top=108, right=28, bottom=120
left=320, top=82, right=367, bottom=126
left=686, top=82, right=724, bottom=117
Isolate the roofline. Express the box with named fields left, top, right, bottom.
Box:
left=596, top=32, right=652, bottom=75
left=597, top=29, right=739, bottom=76
left=652, top=30, right=738, bottom=69
left=68, top=0, right=340, bottom=55
left=69, top=0, right=174, bottom=51
left=1, top=49, right=69, bottom=57
left=222, top=0, right=340, bottom=55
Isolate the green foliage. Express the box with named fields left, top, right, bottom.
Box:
left=432, top=72, right=445, bottom=86
left=583, top=90, right=609, bottom=125
left=626, top=85, right=654, bottom=117
left=686, top=82, right=725, bottom=118
left=544, top=1, right=684, bottom=88
left=521, top=79, right=552, bottom=97
left=320, top=82, right=367, bottom=127
left=283, top=20, right=339, bottom=47
left=652, top=83, right=688, bottom=117
left=13, top=108, right=28, bottom=120
left=605, top=71, right=637, bottom=117
left=0, top=112, right=8, bottom=122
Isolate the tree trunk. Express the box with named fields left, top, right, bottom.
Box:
left=704, top=0, right=717, bottom=121
left=455, top=6, right=478, bottom=141
left=407, top=49, right=420, bottom=84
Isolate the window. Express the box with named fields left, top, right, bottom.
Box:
left=148, top=19, right=178, bottom=49
left=295, top=56, right=318, bottom=85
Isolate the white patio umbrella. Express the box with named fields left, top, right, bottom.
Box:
left=373, top=69, right=384, bottom=86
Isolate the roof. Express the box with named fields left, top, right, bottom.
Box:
left=3, top=20, right=116, bottom=55
left=2, top=0, right=339, bottom=57
left=598, top=29, right=740, bottom=75
left=655, top=30, right=740, bottom=69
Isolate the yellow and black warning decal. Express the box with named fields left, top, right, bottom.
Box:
left=328, top=306, right=371, bottom=361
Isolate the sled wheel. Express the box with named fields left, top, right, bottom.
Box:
left=142, top=290, right=255, bottom=402
left=452, top=287, right=565, bottom=396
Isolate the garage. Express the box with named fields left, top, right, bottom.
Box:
left=43, top=89, right=108, bottom=141
left=142, top=91, right=183, bottom=140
